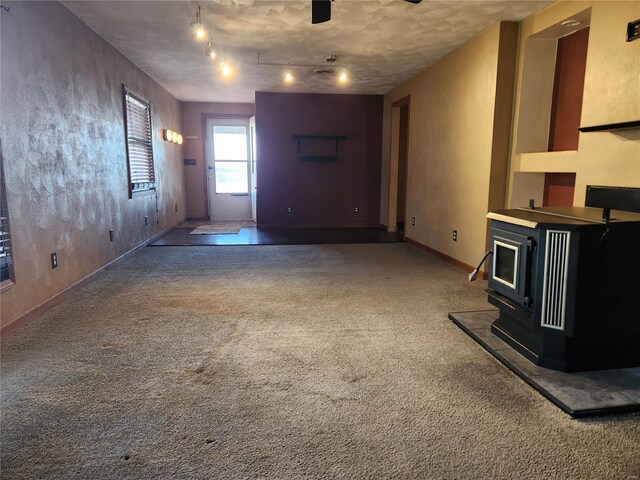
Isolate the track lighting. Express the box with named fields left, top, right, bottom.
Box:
left=191, top=6, right=205, bottom=39
left=185, top=10, right=356, bottom=87
left=205, top=39, right=216, bottom=59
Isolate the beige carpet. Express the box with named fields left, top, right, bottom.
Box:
left=1, top=244, right=638, bottom=479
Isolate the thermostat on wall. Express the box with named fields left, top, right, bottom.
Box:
left=627, top=19, right=640, bottom=42
left=184, top=159, right=197, bottom=166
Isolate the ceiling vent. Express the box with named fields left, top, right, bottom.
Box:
left=313, top=67, right=335, bottom=75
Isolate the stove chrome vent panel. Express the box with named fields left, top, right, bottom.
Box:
left=541, top=230, right=571, bottom=331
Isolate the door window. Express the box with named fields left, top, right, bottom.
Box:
left=213, top=125, right=249, bottom=194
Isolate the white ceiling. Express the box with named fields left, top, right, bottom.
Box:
left=62, top=0, right=553, bottom=103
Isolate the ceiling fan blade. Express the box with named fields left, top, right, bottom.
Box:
left=312, top=0, right=331, bottom=24
left=404, top=0, right=422, bottom=3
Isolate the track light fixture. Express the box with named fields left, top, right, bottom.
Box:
left=205, top=38, right=216, bottom=59
left=185, top=4, right=350, bottom=86
left=191, top=6, right=205, bottom=39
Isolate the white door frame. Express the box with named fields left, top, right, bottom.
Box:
left=249, top=115, right=257, bottom=223
left=206, top=118, right=252, bottom=221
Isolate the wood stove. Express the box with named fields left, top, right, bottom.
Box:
left=485, top=197, right=640, bottom=372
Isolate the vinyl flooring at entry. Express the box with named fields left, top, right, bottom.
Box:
left=149, top=226, right=404, bottom=246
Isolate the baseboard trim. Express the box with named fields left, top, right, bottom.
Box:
left=1, top=227, right=174, bottom=338
left=404, top=236, right=487, bottom=279
left=257, top=222, right=382, bottom=229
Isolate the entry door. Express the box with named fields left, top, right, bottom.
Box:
left=249, top=116, right=257, bottom=222
left=206, top=118, right=252, bottom=221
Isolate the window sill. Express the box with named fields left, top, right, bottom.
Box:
left=131, top=187, right=156, bottom=199
left=1, top=279, right=15, bottom=294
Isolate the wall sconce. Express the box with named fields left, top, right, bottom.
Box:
left=163, top=129, right=183, bottom=145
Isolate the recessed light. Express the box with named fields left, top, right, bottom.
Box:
left=561, top=19, right=582, bottom=27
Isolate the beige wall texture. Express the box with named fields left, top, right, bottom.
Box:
left=0, top=1, right=186, bottom=331
left=381, top=22, right=519, bottom=269
left=180, top=102, right=256, bottom=219
left=508, top=1, right=640, bottom=206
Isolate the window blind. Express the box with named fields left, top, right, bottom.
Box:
left=124, top=87, right=155, bottom=193
left=0, top=153, right=12, bottom=283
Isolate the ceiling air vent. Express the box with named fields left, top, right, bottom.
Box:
left=313, top=68, right=335, bottom=75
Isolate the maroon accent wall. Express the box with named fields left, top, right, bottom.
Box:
left=548, top=27, right=590, bottom=152
left=255, top=92, right=383, bottom=227
left=544, top=173, right=576, bottom=207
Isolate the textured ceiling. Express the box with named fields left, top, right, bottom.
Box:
left=62, top=0, right=553, bottom=103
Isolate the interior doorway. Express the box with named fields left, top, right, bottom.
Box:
left=396, top=103, right=409, bottom=232
left=387, top=96, right=410, bottom=233
left=206, top=118, right=253, bottom=221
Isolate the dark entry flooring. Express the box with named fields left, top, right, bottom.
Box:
left=149, top=226, right=404, bottom=246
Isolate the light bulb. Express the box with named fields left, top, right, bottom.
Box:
left=285, top=69, right=294, bottom=83
left=221, top=63, right=232, bottom=77
left=172, top=131, right=179, bottom=143
left=164, top=129, right=173, bottom=142
left=339, top=69, right=348, bottom=83
left=196, top=26, right=205, bottom=39
left=177, top=134, right=184, bottom=145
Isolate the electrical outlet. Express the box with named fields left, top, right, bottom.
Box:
left=144, top=215, right=148, bottom=225
left=452, top=230, right=457, bottom=241
left=175, top=203, right=178, bottom=212
left=411, top=217, right=415, bottom=226
left=109, top=229, right=114, bottom=242
left=51, top=252, right=58, bottom=269
left=287, top=207, right=292, bottom=213
left=354, top=206, right=359, bottom=213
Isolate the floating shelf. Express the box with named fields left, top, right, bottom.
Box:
left=579, top=120, right=640, bottom=132
left=292, top=135, right=346, bottom=154
left=300, top=156, right=338, bottom=162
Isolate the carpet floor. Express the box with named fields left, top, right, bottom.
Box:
left=1, top=244, right=639, bottom=479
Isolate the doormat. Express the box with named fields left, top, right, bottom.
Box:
left=449, top=310, right=640, bottom=418
left=189, top=225, right=242, bottom=235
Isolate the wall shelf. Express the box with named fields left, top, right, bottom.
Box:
left=300, top=156, right=338, bottom=162
left=578, top=120, right=640, bottom=132
left=292, top=135, right=346, bottom=154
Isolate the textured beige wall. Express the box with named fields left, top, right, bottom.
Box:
left=508, top=1, right=640, bottom=206
left=180, top=103, right=256, bottom=219
left=0, top=1, right=185, bottom=329
left=381, top=22, right=517, bottom=268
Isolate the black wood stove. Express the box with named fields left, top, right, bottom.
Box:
left=484, top=187, right=640, bottom=372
